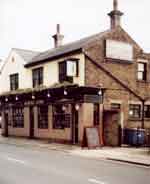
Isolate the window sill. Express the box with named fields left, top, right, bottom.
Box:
left=128, top=118, right=142, bottom=121
left=144, top=118, right=150, bottom=121
left=136, top=80, right=148, bottom=83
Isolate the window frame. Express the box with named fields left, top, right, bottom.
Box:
left=10, top=73, right=19, bottom=91
left=12, top=106, right=24, bottom=128
left=52, top=104, right=71, bottom=129
left=32, top=67, right=43, bottom=88
left=38, top=105, right=48, bottom=129
left=129, top=104, right=141, bottom=119
left=144, top=105, right=150, bottom=118
left=58, top=59, right=79, bottom=83
left=111, top=103, right=121, bottom=110
left=137, top=62, right=147, bottom=81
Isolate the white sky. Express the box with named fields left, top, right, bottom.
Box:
left=0, top=0, right=150, bottom=59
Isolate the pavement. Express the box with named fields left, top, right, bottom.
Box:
left=0, top=133, right=150, bottom=167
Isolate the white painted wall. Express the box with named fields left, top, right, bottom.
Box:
left=29, top=53, right=85, bottom=87
left=0, top=50, right=32, bottom=93
left=0, top=51, right=85, bottom=94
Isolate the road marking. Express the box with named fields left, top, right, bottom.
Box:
left=5, top=156, right=27, bottom=165
left=88, top=178, right=107, bottom=184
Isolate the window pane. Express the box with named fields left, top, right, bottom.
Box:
left=138, top=63, right=144, bottom=71
left=137, top=72, right=143, bottom=80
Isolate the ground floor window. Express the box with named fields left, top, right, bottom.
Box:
left=53, top=104, right=71, bottom=129
left=38, top=105, right=48, bottom=129
left=12, top=106, right=24, bottom=128
left=144, top=105, right=150, bottom=118
left=93, top=103, right=100, bottom=126
left=129, top=104, right=141, bottom=119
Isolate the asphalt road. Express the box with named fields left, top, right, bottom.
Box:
left=0, top=143, right=149, bottom=184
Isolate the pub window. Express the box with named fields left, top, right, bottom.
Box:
left=53, top=104, right=71, bottom=129
left=10, top=73, right=19, bottom=91
left=93, top=104, right=100, bottom=126
left=137, top=63, right=147, bottom=81
left=38, top=105, right=48, bottom=129
left=12, top=106, right=24, bottom=128
left=144, top=105, right=150, bottom=118
left=111, top=103, right=121, bottom=110
left=32, top=67, right=43, bottom=88
left=58, top=60, right=78, bottom=83
left=129, top=104, right=141, bottom=119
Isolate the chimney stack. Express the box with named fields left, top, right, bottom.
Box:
left=52, top=24, right=64, bottom=48
left=108, top=0, right=123, bottom=29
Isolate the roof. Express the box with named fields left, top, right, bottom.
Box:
left=12, top=48, right=40, bottom=63
left=25, top=29, right=110, bottom=67
left=0, top=60, right=4, bottom=72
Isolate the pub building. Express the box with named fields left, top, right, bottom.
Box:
left=1, top=0, right=150, bottom=146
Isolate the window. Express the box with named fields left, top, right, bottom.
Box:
left=32, top=67, right=43, bottom=88
left=144, top=105, right=150, bottom=118
left=59, top=60, right=78, bottom=83
left=137, top=63, right=147, bottom=81
left=38, top=105, right=48, bottom=129
left=10, top=73, right=19, bottom=90
left=53, top=104, right=71, bottom=129
left=93, top=104, right=100, bottom=126
left=12, top=106, right=24, bottom=128
left=111, top=103, right=121, bottom=110
left=129, top=104, right=141, bottom=119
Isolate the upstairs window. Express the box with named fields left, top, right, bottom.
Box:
left=32, top=67, right=43, bottom=88
left=129, top=104, right=141, bottom=119
left=137, top=63, right=147, bottom=81
left=10, top=73, right=19, bottom=91
left=59, top=59, right=78, bottom=83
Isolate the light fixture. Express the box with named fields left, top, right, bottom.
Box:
left=15, top=96, right=18, bottom=101
left=129, top=110, right=133, bottom=116
left=75, top=104, right=80, bottom=111
left=47, top=92, right=51, bottom=98
left=5, top=97, right=8, bottom=102
left=98, top=89, right=102, bottom=96
left=32, top=95, right=35, bottom=100
left=64, top=89, right=67, bottom=95
left=62, top=105, right=67, bottom=111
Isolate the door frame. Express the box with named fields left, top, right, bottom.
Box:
left=71, top=104, right=79, bottom=144
left=29, top=106, right=35, bottom=138
left=4, top=112, right=8, bottom=137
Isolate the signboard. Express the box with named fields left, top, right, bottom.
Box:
left=67, top=61, right=77, bottom=77
left=106, top=40, right=133, bottom=61
left=82, top=127, right=100, bottom=149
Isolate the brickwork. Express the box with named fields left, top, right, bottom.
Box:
left=84, top=27, right=150, bottom=132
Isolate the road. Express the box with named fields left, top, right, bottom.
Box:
left=0, top=143, right=149, bottom=184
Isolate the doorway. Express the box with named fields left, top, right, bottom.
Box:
left=29, top=106, right=34, bottom=138
left=4, top=112, right=8, bottom=137
left=103, top=110, right=120, bottom=146
left=71, top=105, right=79, bottom=144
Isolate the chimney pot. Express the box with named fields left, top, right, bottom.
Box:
left=52, top=24, right=64, bottom=48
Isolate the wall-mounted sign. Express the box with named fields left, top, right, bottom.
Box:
left=106, top=40, right=133, bottom=61
left=67, top=60, right=77, bottom=77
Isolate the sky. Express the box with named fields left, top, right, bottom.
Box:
left=0, top=0, right=150, bottom=60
